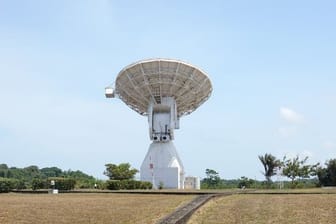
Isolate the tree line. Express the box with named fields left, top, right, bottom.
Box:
left=202, top=154, right=336, bottom=189
left=2, top=155, right=335, bottom=192
left=258, top=153, right=336, bottom=187
left=0, top=163, right=151, bottom=192
left=0, top=164, right=97, bottom=190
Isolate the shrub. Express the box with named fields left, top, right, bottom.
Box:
left=32, top=178, right=46, bottom=190
left=158, top=181, right=164, bottom=190
left=106, top=180, right=121, bottom=190
left=237, top=176, right=255, bottom=188
left=140, top=181, right=152, bottom=190
left=15, top=179, right=27, bottom=190
left=105, top=180, right=152, bottom=190
left=47, top=177, right=76, bottom=190
left=121, top=180, right=142, bottom=189
left=75, top=179, right=96, bottom=189
left=0, top=178, right=17, bottom=193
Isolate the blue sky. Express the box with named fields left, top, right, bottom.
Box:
left=0, top=0, right=335, bottom=180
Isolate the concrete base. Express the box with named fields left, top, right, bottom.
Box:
left=140, top=141, right=184, bottom=189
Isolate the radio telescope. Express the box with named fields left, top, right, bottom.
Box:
left=105, top=58, right=212, bottom=189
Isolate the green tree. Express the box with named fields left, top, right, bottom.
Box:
left=0, top=178, right=18, bottom=192
left=40, top=167, right=63, bottom=178
left=0, top=164, right=8, bottom=169
left=104, top=163, right=138, bottom=180
left=282, top=155, right=318, bottom=185
left=0, top=164, right=9, bottom=178
left=317, top=159, right=336, bottom=186
left=202, top=169, right=221, bottom=188
left=7, top=167, right=25, bottom=180
left=237, top=176, right=255, bottom=189
left=32, top=178, right=46, bottom=190
left=63, top=169, right=96, bottom=188
left=258, top=153, right=281, bottom=183
left=23, top=165, right=41, bottom=179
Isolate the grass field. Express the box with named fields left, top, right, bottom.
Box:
left=0, top=193, right=195, bottom=224
left=188, top=194, right=336, bottom=224
left=252, top=187, right=336, bottom=194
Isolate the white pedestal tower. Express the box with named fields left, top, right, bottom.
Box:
left=106, top=59, right=212, bottom=189
left=140, top=97, right=184, bottom=189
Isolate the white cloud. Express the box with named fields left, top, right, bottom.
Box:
left=280, top=107, right=304, bottom=124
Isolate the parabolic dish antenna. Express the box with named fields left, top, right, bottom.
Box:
left=106, top=58, right=212, bottom=189
left=113, top=58, right=212, bottom=117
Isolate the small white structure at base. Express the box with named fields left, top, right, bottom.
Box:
left=48, top=189, right=59, bottom=194
left=140, top=141, right=184, bottom=189
left=184, top=176, right=201, bottom=190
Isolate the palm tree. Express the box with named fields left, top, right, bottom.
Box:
left=258, top=153, right=281, bottom=183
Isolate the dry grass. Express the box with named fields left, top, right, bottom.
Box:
left=252, top=187, right=336, bottom=194
left=0, top=193, right=195, bottom=224
left=188, top=194, right=336, bottom=224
